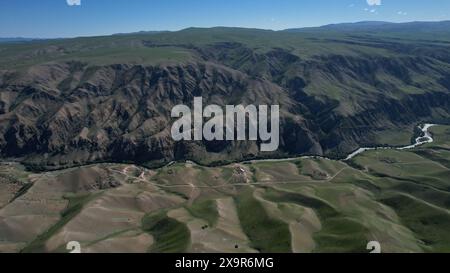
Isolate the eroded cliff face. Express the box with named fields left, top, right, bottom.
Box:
left=0, top=62, right=320, bottom=169
left=196, top=42, right=450, bottom=152
left=1, top=37, right=450, bottom=169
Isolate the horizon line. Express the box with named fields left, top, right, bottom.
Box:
left=2, top=19, right=450, bottom=40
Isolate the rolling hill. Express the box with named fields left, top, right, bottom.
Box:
left=0, top=125, right=449, bottom=253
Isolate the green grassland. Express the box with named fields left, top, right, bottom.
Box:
left=21, top=192, right=100, bottom=253
left=142, top=211, right=190, bottom=253
left=2, top=26, right=449, bottom=76
left=185, top=200, right=219, bottom=227
left=235, top=190, right=292, bottom=253
left=1, top=125, right=450, bottom=253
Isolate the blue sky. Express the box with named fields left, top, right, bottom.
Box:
left=1, top=0, right=449, bottom=38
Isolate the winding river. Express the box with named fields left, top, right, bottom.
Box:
left=0, top=124, right=439, bottom=169
left=343, top=123, right=436, bottom=161
left=244, top=124, right=437, bottom=164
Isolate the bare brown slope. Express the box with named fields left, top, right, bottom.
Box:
left=0, top=61, right=319, bottom=169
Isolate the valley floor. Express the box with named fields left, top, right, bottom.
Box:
left=0, top=126, right=450, bottom=253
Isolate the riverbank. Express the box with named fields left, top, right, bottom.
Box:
left=344, top=124, right=436, bottom=161
left=0, top=124, right=441, bottom=172
left=244, top=124, right=438, bottom=165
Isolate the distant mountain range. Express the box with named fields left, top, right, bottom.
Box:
left=3, top=20, right=450, bottom=42
left=0, top=38, right=41, bottom=43
left=285, top=20, right=450, bottom=33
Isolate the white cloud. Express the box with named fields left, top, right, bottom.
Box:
left=67, top=0, right=81, bottom=6
left=363, top=7, right=378, bottom=15
left=366, top=0, right=381, bottom=6
left=397, top=11, right=407, bottom=16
